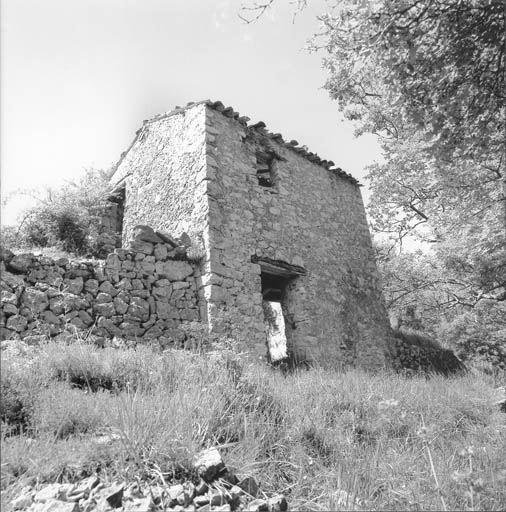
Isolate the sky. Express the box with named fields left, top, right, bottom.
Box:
left=1, top=0, right=383, bottom=227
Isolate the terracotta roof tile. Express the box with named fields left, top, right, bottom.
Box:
left=114, top=99, right=360, bottom=186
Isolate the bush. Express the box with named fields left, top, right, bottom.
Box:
left=0, top=376, right=30, bottom=432
left=0, top=341, right=47, bottom=433
left=33, top=382, right=113, bottom=439
left=39, top=339, right=163, bottom=392
left=438, top=302, right=506, bottom=371
left=6, top=169, right=114, bottom=255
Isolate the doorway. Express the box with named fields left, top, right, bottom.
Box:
left=253, top=256, right=306, bottom=364
left=261, top=272, right=291, bottom=362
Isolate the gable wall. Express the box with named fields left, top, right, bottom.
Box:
left=111, top=104, right=209, bottom=250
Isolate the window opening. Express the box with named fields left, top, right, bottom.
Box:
left=108, top=185, right=125, bottom=237
left=256, top=150, right=275, bottom=187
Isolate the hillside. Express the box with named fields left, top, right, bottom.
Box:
left=1, top=336, right=505, bottom=511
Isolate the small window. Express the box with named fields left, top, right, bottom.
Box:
left=256, top=150, right=275, bottom=187
left=108, top=185, right=125, bottom=234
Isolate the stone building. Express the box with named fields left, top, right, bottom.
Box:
left=109, top=100, right=393, bottom=368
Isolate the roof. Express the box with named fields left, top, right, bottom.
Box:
left=113, top=100, right=360, bottom=186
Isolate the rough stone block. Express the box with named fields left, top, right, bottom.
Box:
left=193, top=448, right=225, bottom=482
left=155, top=261, right=193, bottom=281
left=78, top=310, right=94, bottom=326
left=122, top=260, right=135, bottom=271
left=70, top=317, right=86, bottom=330
left=8, top=254, right=34, bottom=273
left=116, top=278, right=133, bottom=291
left=99, top=281, right=118, bottom=297
left=62, top=293, right=89, bottom=310
left=156, top=301, right=179, bottom=320
left=126, top=297, right=150, bottom=321
left=113, top=297, right=129, bottom=315
left=84, top=279, right=99, bottom=294
left=63, top=278, right=84, bottom=295
left=22, top=289, right=49, bottom=313
left=154, top=244, right=168, bottom=261
left=6, top=314, right=28, bottom=332
left=132, top=225, right=164, bottom=243
left=40, top=310, right=61, bottom=325
left=49, top=298, right=64, bottom=315
left=94, top=302, right=116, bottom=318
left=96, top=292, right=113, bottom=304
left=129, top=240, right=154, bottom=255
left=1, top=290, right=18, bottom=305
left=2, top=303, right=18, bottom=316
left=131, top=279, right=144, bottom=290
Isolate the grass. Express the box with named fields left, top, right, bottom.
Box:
left=1, top=337, right=506, bottom=511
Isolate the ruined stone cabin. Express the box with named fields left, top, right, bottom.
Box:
left=109, top=100, right=392, bottom=368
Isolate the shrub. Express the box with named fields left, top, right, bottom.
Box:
left=33, top=382, right=112, bottom=439
left=40, top=340, right=160, bottom=392
left=6, top=169, right=114, bottom=255
left=0, top=341, right=48, bottom=433
left=439, top=303, right=506, bottom=371
left=0, top=375, right=30, bottom=432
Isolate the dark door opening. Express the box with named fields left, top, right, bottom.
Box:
left=261, top=272, right=292, bottom=363
left=253, top=256, right=306, bottom=364
left=262, top=273, right=290, bottom=362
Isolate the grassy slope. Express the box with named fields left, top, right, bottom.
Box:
left=1, top=339, right=505, bottom=511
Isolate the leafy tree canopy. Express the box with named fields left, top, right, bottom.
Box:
left=312, top=0, right=505, bottom=236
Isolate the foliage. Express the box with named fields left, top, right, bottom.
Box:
left=315, top=0, right=505, bottom=290
left=438, top=302, right=506, bottom=371
left=319, top=0, right=504, bottom=158
left=311, top=0, right=506, bottom=367
left=376, top=239, right=506, bottom=367
left=5, top=169, right=114, bottom=255
left=2, top=338, right=506, bottom=510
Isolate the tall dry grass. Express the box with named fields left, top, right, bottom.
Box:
left=1, top=337, right=505, bottom=510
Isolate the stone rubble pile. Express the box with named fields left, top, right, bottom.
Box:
left=389, top=332, right=466, bottom=375
left=9, top=448, right=288, bottom=512
left=0, top=226, right=201, bottom=345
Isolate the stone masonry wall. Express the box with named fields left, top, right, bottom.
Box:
left=0, top=231, right=200, bottom=346
left=111, top=104, right=209, bottom=252
left=106, top=101, right=393, bottom=369
left=203, top=106, right=392, bottom=368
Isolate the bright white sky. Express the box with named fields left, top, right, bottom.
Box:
left=1, top=0, right=382, bottom=227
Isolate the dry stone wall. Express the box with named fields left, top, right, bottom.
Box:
left=0, top=229, right=201, bottom=345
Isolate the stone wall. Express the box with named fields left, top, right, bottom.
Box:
left=107, top=101, right=394, bottom=369
left=0, top=229, right=201, bottom=346
left=203, top=106, right=392, bottom=368
left=111, top=104, right=209, bottom=252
